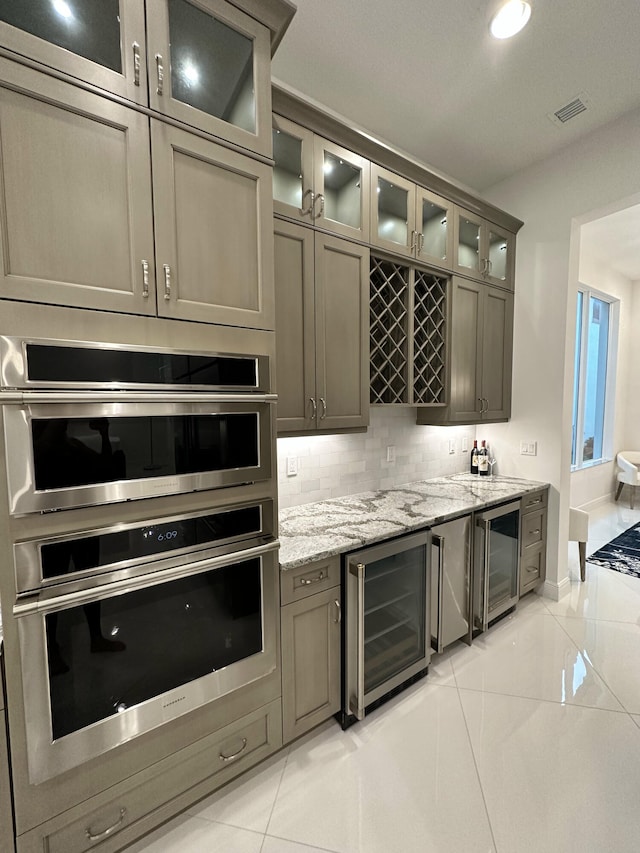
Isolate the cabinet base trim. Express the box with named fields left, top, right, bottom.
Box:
left=542, top=576, right=572, bottom=602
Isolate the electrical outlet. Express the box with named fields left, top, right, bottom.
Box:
left=448, top=439, right=456, bottom=454
left=286, top=456, right=298, bottom=476
left=386, top=445, right=396, bottom=464
left=462, top=437, right=469, bottom=453
left=520, top=441, right=537, bottom=456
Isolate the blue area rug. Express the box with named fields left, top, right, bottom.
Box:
left=588, top=521, right=640, bottom=578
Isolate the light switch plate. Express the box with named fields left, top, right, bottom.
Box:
left=520, top=441, right=537, bottom=456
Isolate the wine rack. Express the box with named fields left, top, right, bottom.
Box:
left=370, top=256, right=409, bottom=403
left=370, top=255, right=448, bottom=406
left=413, top=271, right=447, bottom=405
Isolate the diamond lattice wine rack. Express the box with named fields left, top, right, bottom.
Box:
left=369, top=256, right=448, bottom=406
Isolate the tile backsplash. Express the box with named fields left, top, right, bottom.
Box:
left=277, top=407, right=477, bottom=508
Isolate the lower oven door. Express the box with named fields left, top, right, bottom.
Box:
left=345, top=531, right=431, bottom=722
left=3, top=397, right=273, bottom=515
left=14, top=540, right=279, bottom=785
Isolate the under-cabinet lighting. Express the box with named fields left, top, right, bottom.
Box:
left=52, top=0, right=73, bottom=19
left=490, top=0, right=531, bottom=39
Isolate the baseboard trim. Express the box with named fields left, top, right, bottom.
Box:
left=575, top=494, right=614, bottom=512
left=541, top=576, right=572, bottom=601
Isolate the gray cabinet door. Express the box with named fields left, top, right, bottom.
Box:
left=449, top=277, right=484, bottom=422
left=0, top=714, right=13, bottom=853
left=0, top=60, right=156, bottom=315
left=0, top=0, right=147, bottom=106
left=151, top=120, right=275, bottom=329
left=482, top=286, right=513, bottom=420
left=274, top=219, right=316, bottom=432
left=315, top=234, right=370, bottom=431
left=281, top=586, right=341, bottom=744
left=146, top=0, right=272, bottom=157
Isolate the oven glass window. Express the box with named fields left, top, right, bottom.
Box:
left=26, top=345, right=258, bottom=388
left=46, top=558, right=263, bottom=740
left=31, top=414, right=259, bottom=491
left=40, top=506, right=263, bottom=581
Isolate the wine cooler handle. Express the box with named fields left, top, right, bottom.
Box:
left=432, top=534, right=445, bottom=653
left=349, top=561, right=366, bottom=721
left=482, top=519, right=491, bottom=629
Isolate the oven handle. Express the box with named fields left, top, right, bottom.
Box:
left=13, top=539, right=280, bottom=617
left=0, top=391, right=277, bottom=404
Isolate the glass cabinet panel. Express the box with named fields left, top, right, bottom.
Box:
left=273, top=127, right=304, bottom=209
left=420, top=198, right=448, bottom=261
left=488, top=228, right=509, bottom=282
left=323, top=151, right=362, bottom=230
left=168, top=0, right=255, bottom=134
left=376, top=177, right=409, bottom=247
left=457, top=215, right=481, bottom=272
left=0, top=0, right=123, bottom=72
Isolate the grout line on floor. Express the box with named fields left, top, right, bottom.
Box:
left=454, top=685, right=500, bottom=853
left=455, top=683, right=629, bottom=714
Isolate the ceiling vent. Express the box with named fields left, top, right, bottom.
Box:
left=547, top=92, right=591, bottom=128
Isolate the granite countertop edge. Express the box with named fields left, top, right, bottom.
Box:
left=278, top=473, right=548, bottom=571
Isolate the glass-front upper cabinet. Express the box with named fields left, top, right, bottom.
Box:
left=0, top=0, right=147, bottom=105
left=147, top=0, right=272, bottom=157
left=273, top=114, right=315, bottom=220
left=453, top=206, right=514, bottom=290
left=371, top=164, right=453, bottom=269
left=272, top=115, right=370, bottom=242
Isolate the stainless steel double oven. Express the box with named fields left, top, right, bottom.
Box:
left=1, top=334, right=279, bottom=785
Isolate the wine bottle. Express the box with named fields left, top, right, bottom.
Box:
left=478, top=440, right=489, bottom=476
left=470, top=440, right=479, bottom=475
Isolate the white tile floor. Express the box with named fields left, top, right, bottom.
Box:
left=124, top=500, right=640, bottom=853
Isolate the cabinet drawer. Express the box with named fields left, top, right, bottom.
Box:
left=26, top=701, right=281, bottom=853
left=520, top=545, right=545, bottom=595
left=281, top=556, right=340, bottom=605
left=521, top=489, right=548, bottom=513
left=521, top=509, right=546, bottom=550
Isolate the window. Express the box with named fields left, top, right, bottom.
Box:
left=571, top=287, right=619, bottom=468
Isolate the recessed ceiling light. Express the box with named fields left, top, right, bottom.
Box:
left=490, top=1, right=531, bottom=39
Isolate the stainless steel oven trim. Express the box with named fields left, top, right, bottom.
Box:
left=3, top=400, right=273, bottom=515
left=14, top=498, right=275, bottom=596
left=0, top=336, right=271, bottom=393
left=16, top=541, right=279, bottom=785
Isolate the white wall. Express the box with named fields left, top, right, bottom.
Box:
left=277, top=407, right=476, bottom=508
left=570, top=252, right=633, bottom=510
left=624, top=280, right=640, bottom=450
left=480, top=106, right=640, bottom=598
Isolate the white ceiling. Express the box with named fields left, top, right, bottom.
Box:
left=272, top=0, right=640, bottom=193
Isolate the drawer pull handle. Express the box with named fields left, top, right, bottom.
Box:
left=85, top=808, right=127, bottom=842
left=526, top=565, right=538, bottom=574
left=530, top=529, right=541, bottom=535
left=155, top=53, right=164, bottom=95
left=141, top=259, right=150, bottom=298
left=299, top=570, right=325, bottom=586
left=219, top=737, right=248, bottom=763
left=528, top=498, right=542, bottom=506
left=334, top=599, right=341, bottom=623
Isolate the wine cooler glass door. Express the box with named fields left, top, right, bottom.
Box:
left=346, top=531, right=430, bottom=720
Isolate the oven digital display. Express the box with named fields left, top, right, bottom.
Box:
left=40, top=506, right=262, bottom=580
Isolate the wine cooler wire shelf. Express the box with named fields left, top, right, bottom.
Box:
left=364, top=624, right=422, bottom=694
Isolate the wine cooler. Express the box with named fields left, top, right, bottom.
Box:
left=342, top=531, right=431, bottom=726
left=473, top=500, right=521, bottom=631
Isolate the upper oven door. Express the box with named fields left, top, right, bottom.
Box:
left=3, top=398, right=273, bottom=515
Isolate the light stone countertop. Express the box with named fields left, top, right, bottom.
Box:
left=278, top=473, right=548, bottom=570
